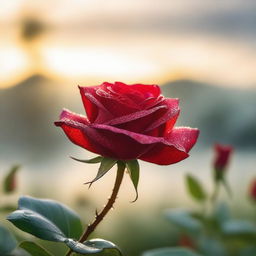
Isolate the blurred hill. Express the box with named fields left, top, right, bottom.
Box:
left=162, top=80, right=256, bottom=149
left=0, top=75, right=83, bottom=164
left=0, top=76, right=255, bottom=165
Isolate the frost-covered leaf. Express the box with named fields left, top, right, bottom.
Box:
left=18, top=196, right=82, bottom=239
left=65, top=239, right=102, bottom=254
left=198, top=236, right=227, bottom=256
left=214, top=202, right=230, bottom=225
left=7, top=196, right=83, bottom=242
left=7, top=209, right=66, bottom=242
left=165, top=209, right=202, bottom=233
left=222, top=219, right=256, bottom=235
left=0, top=225, right=17, bottom=255
left=71, top=238, right=122, bottom=256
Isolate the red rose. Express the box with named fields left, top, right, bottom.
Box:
left=213, top=144, right=233, bottom=171
left=249, top=179, right=256, bottom=201
left=55, top=82, right=199, bottom=165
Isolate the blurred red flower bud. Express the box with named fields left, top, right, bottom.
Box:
left=249, top=179, right=256, bottom=201
left=213, top=144, right=233, bottom=171
left=178, top=234, right=196, bottom=250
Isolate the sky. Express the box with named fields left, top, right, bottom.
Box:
left=1, top=0, right=256, bottom=88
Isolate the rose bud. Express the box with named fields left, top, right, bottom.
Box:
left=213, top=144, right=233, bottom=172
left=249, top=179, right=256, bottom=202
left=55, top=82, right=199, bottom=165
left=211, top=144, right=233, bottom=199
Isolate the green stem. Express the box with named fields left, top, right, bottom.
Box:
left=222, top=178, right=232, bottom=198
left=65, top=161, right=125, bottom=256
left=211, top=181, right=220, bottom=204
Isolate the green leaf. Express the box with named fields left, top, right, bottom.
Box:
left=18, top=196, right=82, bottom=239
left=3, top=165, right=20, bottom=193
left=71, top=156, right=103, bottom=164
left=214, top=202, right=230, bottom=225
left=85, top=157, right=117, bottom=187
left=142, top=247, right=202, bottom=256
left=222, top=219, right=256, bottom=235
left=164, top=209, right=202, bottom=233
left=198, top=237, right=227, bottom=256
left=7, top=209, right=66, bottom=242
left=126, top=159, right=140, bottom=202
left=83, top=239, right=122, bottom=256
left=186, top=174, right=206, bottom=202
left=19, top=241, right=53, bottom=256
left=0, top=225, right=17, bottom=255
left=65, top=239, right=102, bottom=254
left=7, top=196, right=83, bottom=242
left=70, top=239, right=122, bottom=256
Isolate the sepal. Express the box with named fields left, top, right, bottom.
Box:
left=84, top=157, right=117, bottom=187
left=71, top=156, right=103, bottom=164
left=125, top=159, right=140, bottom=202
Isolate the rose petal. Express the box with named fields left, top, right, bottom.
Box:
left=113, top=82, right=161, bottom=99
left=104, top=98, right=179, bottom=135
left=145, top=98, right=180, bottom=133
left=106, top=84, right=163, bottom=110
left=79, top=86, right=113, bottom=123
left=79, top=84, right=139, bottom=120
left=55, top=113, right=102, bottom=156
left=55, top=120, right=155, bottom=159
left=105, top=105, right=166, bottom=126
left=109, top=82, right=163, bottom=110
left=139, top=95, right=165, bottom=109
left=55, top=122, right=102, bottom=155
left=114, top=106, right=168, bottom=134
left=55, top=115, right=198, bottom=164
left=92, top=123, right=166, bottom=145
left=79, top=82, right=163, bottom=120
left=139, top=127, right=199, bottom=165
left=99, top=82, right=141, bottom=109
left=55, top=115, right=183, bottom=160
left=139, top=144, right=189, bottom=165
left=166, top=127, right=200, bottom=152
left=95, top=83, right=142, bottom=115
left=59, top=108, right=89, bottom=124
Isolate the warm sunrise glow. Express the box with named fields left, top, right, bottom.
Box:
left=0, top=46, right=31, bottom=88
left=42, top=47, right=160, bottom=83
left=1, top=35, right=256, bottom=89
left=1, top=0, right=256, bottom=89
